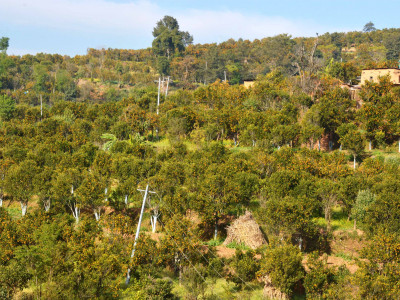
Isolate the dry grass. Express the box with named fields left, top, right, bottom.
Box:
left=223, top=210, right=267, bottom=250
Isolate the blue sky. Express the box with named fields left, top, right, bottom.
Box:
left=0, top=0, right=397, bottom=56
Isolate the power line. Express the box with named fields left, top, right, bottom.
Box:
left=152, top=189, right=257, bottom=292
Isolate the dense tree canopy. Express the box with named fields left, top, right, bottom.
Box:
left=1, top=25, right=400, bottom=299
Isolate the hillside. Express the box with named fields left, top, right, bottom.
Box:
left=1, top=25, right=400, bottom=299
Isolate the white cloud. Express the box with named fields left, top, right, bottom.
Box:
left=177, top=10, right=322, bottom=43
left=0, top=0, right=163, bottom=35
left=0, top=0, right=346, bottom=54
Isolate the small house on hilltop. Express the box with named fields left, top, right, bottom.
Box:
left=361, top=68, right=400, bottom=85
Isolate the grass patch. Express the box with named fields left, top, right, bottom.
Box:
left=4, top=201, right=23, bottom=219
left=172, top=278, right=263, bottom=300
left=230, top=146, right=253, bottom=153
left=147, top=138, right=170, bottom=152
left=183, top=140, right=201, bottom=151
left=313, top=206, right=353, bottom=231
left=205, top=238, right=224, bottom=247
left=334, top=251, right=354, bottom=261
left=226, top=241, right=251, bottom=251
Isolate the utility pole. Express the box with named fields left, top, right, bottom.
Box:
left=125, top=185, right=156, bottom=285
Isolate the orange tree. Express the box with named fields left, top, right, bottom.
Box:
left=76, top=171, right=108, bottom=221
left=159, top=215, right=202, bottom=279
left=4, top=159, right=38, bottom=217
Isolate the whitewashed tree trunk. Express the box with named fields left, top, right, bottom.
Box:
left=124, top=194, right=128, bottom=206
left=0, top=197, right=2, bottom=207
left=43, top=199, right=51, bottom=212
left=40, top=94, right=43, bottom=118
left=151, top=215, right=158, bottom=233
left=94, top=208, right=101, bottom=221
left=398, top=139, right=400, bottom=153
left=252, top=140, right=256, bottom=147
left=353, top=154, right=356, bottom=170
left=340, top=144, right=342, bottom=151
left=318, top=139, right=321, bottom=151
left=105, top=187, right=108, bottom=202
left=214, top=216, right=218, bottom=240
left=71, top=205, right=80, bottom=224
left=21, top=201, right=28, bottom=216
left=369, top=140, right=372, bottom=151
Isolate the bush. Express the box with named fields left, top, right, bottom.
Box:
left=304, top=252, right=336, bottom=299
left=0, top=94, right=15, bottom=121
left=230, top=249, right=260, bottom=288
left=259, top=244, right=305, bottom=296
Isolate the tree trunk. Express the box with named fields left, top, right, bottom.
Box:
left=214, top=215, right=218, bottom=240
left=94, top=208, right=101, bottom=221
left=40, top=94, right=43, bottom=119
left=104, top=187, right=108, bottom=202
left=151, top=215, right=158, bottom=233
left=324, top=206, right=331, bottom=232
left=71, top=205, right=80, bottom=224
left=353, top=219, right=357, bottom=230
left=369, top=140, right=372, bottom=151
left=353, top=154, right=356, bottom=170
left=318, top=139, right=321, bottom=151
left=124, top=194, right=128, bottom=206
left=179, top=261, right=182, bottom=286
left=0, top=197, right=2, bottom=207
left=20, top=201, right=28, bottom=216
left=43, top=199, right=51, bottom=212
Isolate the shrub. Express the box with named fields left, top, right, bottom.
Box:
left=259, top=244, right=305, bottom=296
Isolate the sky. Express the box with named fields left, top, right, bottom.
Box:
left=0, top=0, right=399, bottom=56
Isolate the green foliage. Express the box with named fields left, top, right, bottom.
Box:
left=259, top=244, right=305, bottom=296
left=304, top=252, right=336, bottom=299
left=0, top=260, right=32, bottom=299
left=0, top=94, right=15, bottom=121
left=2, top=27, right=400, bottom=298
left=226, top=241, right=250, bottom=251
left=152, top=16, right=193, bottom=59
left=230, top=249, right=260, bottom=287
left=0, top=37, right=9, bottom=53
left=123, top=276, right=175, bottom=299
left=182, top=264, right=208, bottom=298
left=363, top=21, right=376, bottom=32
left=356, top=230, right=400, bottom=299
left=351, top=189, right=376, bottom=225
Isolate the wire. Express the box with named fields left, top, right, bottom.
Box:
left=161, top=222, right=234, bottom=297
left=152, top=189, right=257, bottom=292
left=162, top=224, right=208, bottom=283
